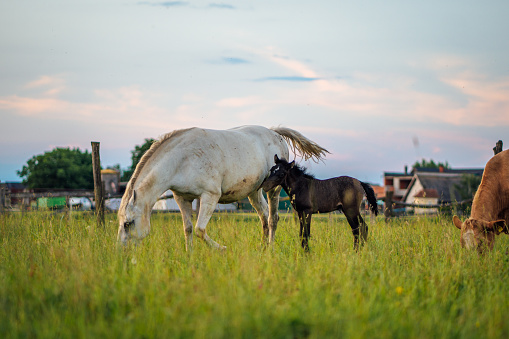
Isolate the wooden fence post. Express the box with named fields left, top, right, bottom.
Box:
left=493, top=140, right=503, bottom=155
left=91, top=142, right=105, bottom=228
left=384, top=190, right=393, bottom=222
left=0, top=183, right=5, bottom=214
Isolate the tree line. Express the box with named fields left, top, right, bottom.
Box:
left=17, top=139, right=155, bottom=189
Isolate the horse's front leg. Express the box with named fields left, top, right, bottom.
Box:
left=173, top=194, right=194, bottom=251
left=299, top=211, right=312, bottom=251
left=267, top=186, right=282, bottom=243
left=195, top=192, right=225, bottom=250
left=248, top=190, right=270, bottom=243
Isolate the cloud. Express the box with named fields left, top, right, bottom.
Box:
left=255, top=76, right=321, bottom=82
left=216, top=96, right=263, bottom=108
left=138, top=1, right=188, bottom=7
left=221, top=57, right=250, bottom=65
left=0, top=78, right=175, bottom=131
left=24, top=75, right=66, bottom=96
left=208, top=3, right=235, bottom=10
left=205, top=57, right=250, bottom=65
left=249, top=47, right=509, bottom=128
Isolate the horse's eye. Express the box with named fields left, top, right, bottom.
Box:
left=124, top=220, right=134, bottom=230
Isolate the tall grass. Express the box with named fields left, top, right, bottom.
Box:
left=1, top=211, right=508, bottom=338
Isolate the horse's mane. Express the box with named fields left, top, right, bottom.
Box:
left=292, top=163, right=316, bottom=179
left=277, top=159, right=315, bottom=179
left=123, top=128, right=194, bottom=201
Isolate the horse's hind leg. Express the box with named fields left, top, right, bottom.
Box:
left=173, top=194, right=194, bottom=252
left=358, top=215, right=368, bottom=243
left=248, top=190, right=270, bottom=243
left=346, top=213, right=366, bottom=251
left=195, top=192, right=225, bottom=250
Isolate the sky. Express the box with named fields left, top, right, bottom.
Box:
left=1, top=0, right=508, bottom=186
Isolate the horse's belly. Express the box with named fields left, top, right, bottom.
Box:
left=219, top=176, right=262, bottom=203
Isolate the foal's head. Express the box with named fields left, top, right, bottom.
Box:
left=261, top=154, right=295, bottom=191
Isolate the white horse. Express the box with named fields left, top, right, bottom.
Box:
left=117, top=125, right=328, bottom=250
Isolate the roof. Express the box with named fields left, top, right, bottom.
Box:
left=413, top=167, right=483, bottom=176
left=384, top=172, right=412, bottom=178
left=101, top=169, right=119, bottom=175
left=403, top=173, right=465, bottom=203
left=385, top=167, right=483, bottom=177
left=1, top=182, right=26, bottom=190
left=414, top=189, right=439, bottom=198
left=372, top=185, right=385, bottom=199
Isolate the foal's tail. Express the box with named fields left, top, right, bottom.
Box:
left=271, top=126, right=329, bottom=163
left=360, top=182, right=379, bottom=216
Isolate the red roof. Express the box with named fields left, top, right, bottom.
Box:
left=414, top=189, right=439, bottom=198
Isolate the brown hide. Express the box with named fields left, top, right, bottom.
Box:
left=452, top=149, right=509, bottom=252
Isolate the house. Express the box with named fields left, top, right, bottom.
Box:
left=384, top=165, right=483, bottom=214
left=0, top=182, right=26, bottom=207
left=101, top=169, right=120, bottom=195
left=383, top=167, right=413, bottom=202
left=412, top=188, right=439, bottom=214
left=401, top=171, right=483, bottom=213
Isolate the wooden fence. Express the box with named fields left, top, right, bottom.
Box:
left=381, top=190, right=473, bottom=220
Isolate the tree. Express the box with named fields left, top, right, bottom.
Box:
left=412, top=159, right=450, bottom=171
left=454, top=173, right=482, bottom=201
left=121, top=138, right=155, bottom=182
left=453, top=173, right=482, bottom=214
left=17, top=148, right=94, bottom=189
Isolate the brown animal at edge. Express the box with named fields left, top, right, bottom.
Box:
left=452, top=149, right=509, bottom=253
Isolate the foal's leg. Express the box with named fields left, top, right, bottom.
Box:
left=267, top=186, right=282, bottom=243
left=299, top=211, right=312, bottom=251
left=248, top=189, right=270, bottom=243
left=345, top=213, right=362, bottom=251
left=358, top=215, right=368, bottom=244
left=174, top=194, right=194, bottom=251
left=195, top=192, right=225, bottom=250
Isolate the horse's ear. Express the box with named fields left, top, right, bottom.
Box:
left=274, top=154, right=279, bottom=163
left=289, top=161, right=295, bottom=168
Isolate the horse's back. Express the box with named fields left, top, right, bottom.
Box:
left=167, top=126, right=288, bottom=201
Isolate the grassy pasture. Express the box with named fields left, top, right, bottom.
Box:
left=1, top=210, right=508, bottom=338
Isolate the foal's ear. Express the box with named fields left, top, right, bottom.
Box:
left=274, top=154, right=280, bottom=163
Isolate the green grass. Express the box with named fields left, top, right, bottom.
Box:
left=1, top=211, right=508, bottom=338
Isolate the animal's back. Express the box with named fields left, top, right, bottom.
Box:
left=471, top=149, right=509, bottom=220
left=165, top=126, right=288, bottom=202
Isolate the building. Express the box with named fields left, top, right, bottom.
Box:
left=384, top=166, right=483, bottom=214
left=383, top=167, right=413, bottom=202
left=101, top=169, right=120, bottom=195
left=410, top=188, right=439, bottom=214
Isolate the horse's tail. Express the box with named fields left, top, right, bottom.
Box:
left=360, top=181, right=379, bottom=216
left=270, top=126, right=329, bottom=163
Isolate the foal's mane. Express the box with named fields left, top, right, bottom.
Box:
left=123, top=128, right=194, bottom=199
left=280, top=160, right=315, bottom=179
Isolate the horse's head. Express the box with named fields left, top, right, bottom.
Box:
left=261, top=154, right=294, bottom=192
left=452, top=215, right=506, bottom=254
left=117, top=190, right=151, bottom=245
